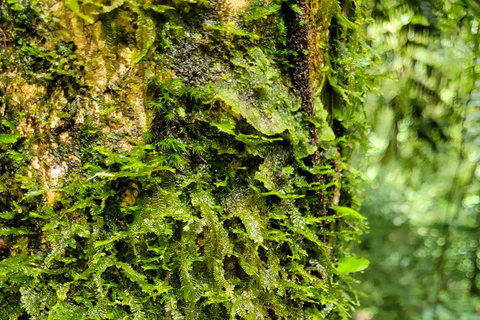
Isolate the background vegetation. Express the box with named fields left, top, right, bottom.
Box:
left=354, top=0, right=480, bottom=319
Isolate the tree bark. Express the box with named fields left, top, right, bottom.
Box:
left=0, top=0, right=370, bottom=318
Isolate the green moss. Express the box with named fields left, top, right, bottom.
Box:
left=215, top=48, right=300, bottom=136
left=0, top=0, right=374, bottom=318
left=243, top=1, right=282, bottom=21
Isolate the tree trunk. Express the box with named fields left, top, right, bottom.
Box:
left=0, top=0, right=370, bottom=318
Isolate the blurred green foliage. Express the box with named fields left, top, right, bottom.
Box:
left=354, top=0, right=480, bottom=319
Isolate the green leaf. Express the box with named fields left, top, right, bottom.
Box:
left=86, top=172, right=116, bottom=181
left=244, top=3, right=281, bottom=21
left=102, top=0, right=125, bottom=13
left=335, top=257, right=370, bottom=273
left=94, top=233, right=126, bottom=248
left=0, top=212, right=15, bottom=220
left=335, top=12, right=357, bottom=30
left=214, top=179, right=228, bottom=188
left=1, top=120, right=19, bottom=134
left=29, top=212, right=49, bottom=219
left=330, top=205, right=366, bottom=220
left=261, top=190, right=304, bottom=199
left=134, top=14, right=156, bottom=64
left=65, top=0, right=94, bottom=24
left=0, top=227, right=31, bottom=236
left=319, top=126, right=335, bottom=141
left=0, top=134, right=21, bottom=144
left=142, top=4, right=174, bottom=13
left=289, top=3, right=303, bottom=14
left=305, top=306, right=323, bottom=320
left=210, top=117, right=236, bottom=135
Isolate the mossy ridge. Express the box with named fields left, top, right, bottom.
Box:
left=0, top=0, right=373, bottom=319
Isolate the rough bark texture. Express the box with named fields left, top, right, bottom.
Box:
left=0, top=0, right=371, bottom=318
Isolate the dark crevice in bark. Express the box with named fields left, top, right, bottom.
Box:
left=282, top=0, right=313, bottom=115
left=283, top=0, right=325, bottom=215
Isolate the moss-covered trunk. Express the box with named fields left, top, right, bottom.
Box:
left=0, top=0, right=372, bottom=318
